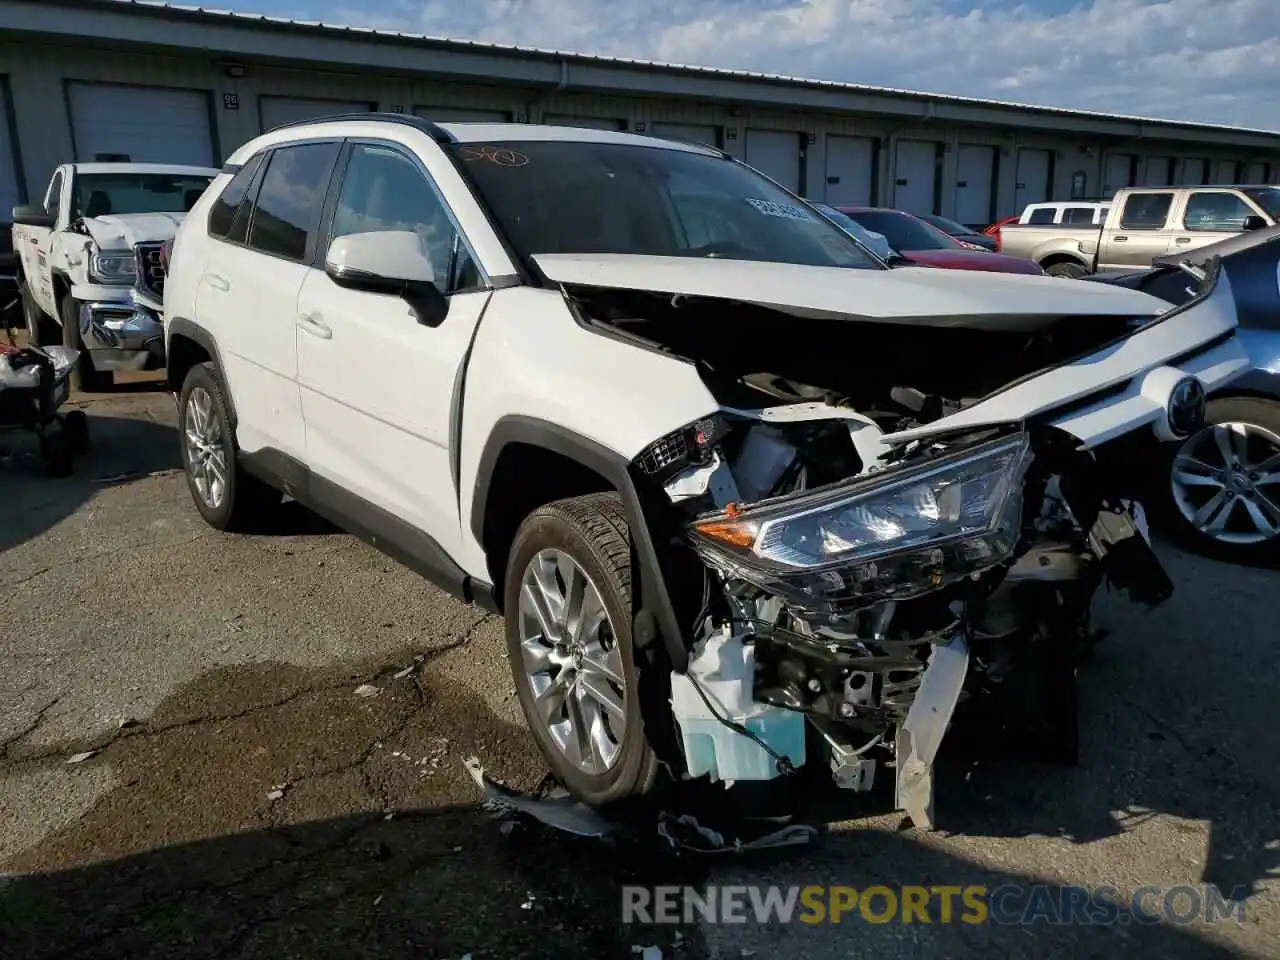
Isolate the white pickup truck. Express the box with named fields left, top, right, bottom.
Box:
left=12, top=162, right=218, bottom=389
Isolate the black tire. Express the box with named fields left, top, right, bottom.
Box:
left=40, top=428, right=73, bottom=478
left=1158, top=395, right=1280, bottom=563
left=59, top=297, right=112, bottom=392
left=63, top=409, right=90, bottom=455
left=503, top=492, right=662, bottom=807
left=1044, top=260, right=1088, bottom=279
left=178, top=361, right=281, bottom=531
left=21, top=286, right=59, bottom=347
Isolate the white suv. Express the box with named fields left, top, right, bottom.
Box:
left=164, top=115, right=1247, bottom=822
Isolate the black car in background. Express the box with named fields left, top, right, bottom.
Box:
left=917, top=213, right=999, bottom=252
left=1087, top=226, right=1280, bottom=562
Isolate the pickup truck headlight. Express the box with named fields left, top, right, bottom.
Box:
left=689, top=434, right=1033, bottom=610
left=89, top=252, right=136, bottom=284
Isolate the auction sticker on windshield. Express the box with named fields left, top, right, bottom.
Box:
left=745, top=198, right=815, bottom=221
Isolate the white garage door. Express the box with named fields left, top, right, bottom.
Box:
left=542, top=114, right=625, bottom=131
left=1140, top=156, right=1174, bottom=186
left=68, top=82, right=213, bottom=165
left=745, top=129, right=802, bottom=194
left=893, top=139, right=939, bottom=216
left=1014, top=148, right=1052, bottom=211
left=1245, top=161, right=1269, bottom=184
left=1213, top=160, right=1240, bottom=184
left=259, top=96, right=373, bottom=132
left=0, top=77, right=20, bottom=220
left=415, top=106, right=511, bottom=123
left=824, top=135, right=874, bottom=205
left=1102, top=154, right=1135, bottom=198
left=953, top=144, right=995, bottom=226
left=650, top=122, right=720, bottom=148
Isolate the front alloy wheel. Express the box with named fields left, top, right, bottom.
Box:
left=504, top=492, right=662, bottom=806
left=1167, top=397, right=1280, bottom=560
left=518, top=548, right=627, bottom=775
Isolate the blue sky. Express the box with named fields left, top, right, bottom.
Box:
left=210, top=0, right=1279, bottom=130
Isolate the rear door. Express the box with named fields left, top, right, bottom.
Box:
left=196, top=141, right=341, bottom=460
left=1099, top=191, right=1177, bottom=270
left=1167, top=189, right=1267, bottom=255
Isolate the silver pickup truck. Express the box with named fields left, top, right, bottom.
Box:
left=997, top=185, right=1280, bottom=278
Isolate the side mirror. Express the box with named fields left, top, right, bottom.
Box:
left=13, top=204, right=55, bottom=228
left=1242, top=214, right=1267, bottom=232
left=325, top=230, right=450, bottom=327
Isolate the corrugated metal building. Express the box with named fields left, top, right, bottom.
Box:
left=2, top=0, right=1279, bottom=227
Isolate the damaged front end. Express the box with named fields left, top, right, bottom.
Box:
left=562, top=257, right=1248, bottom=829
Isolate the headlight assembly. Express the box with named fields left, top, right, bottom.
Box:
left=89, top=252, right=137, bottom=284
left=689, top=433, right=1033, bottom=611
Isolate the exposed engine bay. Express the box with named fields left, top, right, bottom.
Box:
left=574, top=285, right=1184, bottom=829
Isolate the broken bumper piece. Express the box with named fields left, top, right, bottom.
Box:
left=894, top=632, right=969, bottom=830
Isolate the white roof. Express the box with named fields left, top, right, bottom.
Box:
left=72, top=162, right=220, bottom=176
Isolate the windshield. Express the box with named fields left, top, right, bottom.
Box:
left=841, top=209, right=960, bottom=252
left=448, top=141, right=878, bottom=269
left=921, top=214, right=974, bottom=236
left=73, top=173, right=214, bottom=218
left=1242, top=187, right=1280, bottom=220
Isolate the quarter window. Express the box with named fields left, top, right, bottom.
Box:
left=330, top=142, right=481, bottom=293
left=1061, top=207, right=1096, bottom=224
left=208, top=153, right=265, bottom=241
left=247, top=142, right=341, bottom=262
left=1183, top=192, right=1255, bottom=231
left=1118, top=192, right=1173, bottom=229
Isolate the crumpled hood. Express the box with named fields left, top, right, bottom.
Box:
left=81, top=212, right=186, bottom=251
left=533, top=253, right=1169, bottom=331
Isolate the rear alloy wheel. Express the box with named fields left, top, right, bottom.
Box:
left=504, top=492, right=661, bottom=806
left=1044, top=260, right=1087, bottom=279
left=1166, top=397, right=1280, bottom=561
left=179, top=361, right=281, bottom=531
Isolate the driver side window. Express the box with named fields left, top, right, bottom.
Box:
left=331, top=142, right=481, bottom=293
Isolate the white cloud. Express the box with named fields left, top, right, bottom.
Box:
left=273, top=0, right=1280, bottom=129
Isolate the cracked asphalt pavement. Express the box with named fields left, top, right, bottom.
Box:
left=1, top=386, right=1278, bottom=959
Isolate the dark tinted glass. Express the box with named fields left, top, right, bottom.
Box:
left=843, top=209, right=956, bottom=251
left=208, top=153, right=264, bottom=239
left=1242, top=187, right=1280, bottom=219
left=448, top=140, right=876, bottom=269
left=1119, top=192, right=1173, bottom=229
left=73, top=173, right=214, bottom=218
left=1027, top=207, right=1056, bottom=224
left=1184, top=192, right=1254, bottom=231
left=1062, top=207, right=1096, bottom=224
left=46, top=173, right=62, bottom=217
left=248, top=142, right=340, bottom=261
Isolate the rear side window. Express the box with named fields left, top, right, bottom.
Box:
left=1027, top=207, right=1056, bottom=224
left=1061, top=207, right=1095, bottom=224
left=208, top=153, right=265, bottom=241
left=1119, top=192, right=1173, bottom=229
left=247, top=142, right=341, bottom=262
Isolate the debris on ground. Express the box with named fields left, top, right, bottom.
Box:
left=353, top=684, right=380, bottom=699
left=266, top=783, right=288, bottom=801
left=462, top=756, right=820, bottom=853
left=65, top=751, right=96, bottom=765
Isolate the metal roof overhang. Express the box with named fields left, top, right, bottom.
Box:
left=3, top=0, right=1279, bottom=151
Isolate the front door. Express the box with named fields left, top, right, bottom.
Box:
left=1166, top=189, right=1267, bottom=257
left=296, top=139, right=492, bottom=559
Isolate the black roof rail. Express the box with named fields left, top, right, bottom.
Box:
left=262, top=112, right=458, bottom=143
